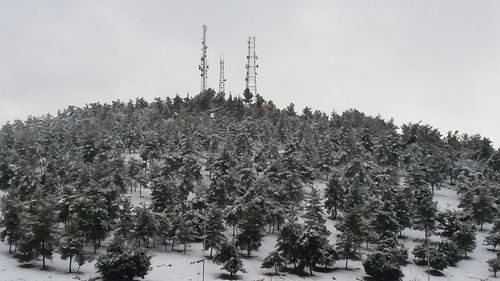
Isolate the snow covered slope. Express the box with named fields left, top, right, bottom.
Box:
left=0, top=184, right=497, bottom=281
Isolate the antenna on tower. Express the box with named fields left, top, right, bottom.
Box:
left=199, top=25, right=208, bottom=92
left=219, top=55, right=226, bottom=94
left=245, top=36, right=258, bottom=96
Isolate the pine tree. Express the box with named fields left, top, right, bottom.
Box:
left=414, top=187, right=437, bottom=240
left=394, top=186, right=412, bottom=236
left=335, top=231, right=362, bottom=270
left=335, top=184, right=364, bottom=269
left=126, top=157, right=142, bottom=193
left=363, top=238, right=408, bottom=281
left=412, top=241, right=449, bottom=273
left=208, top=146, right=237, bottom=207
left=16, top=190, right=58, bottom=269
left=133, top=203, right=158, bottom=247
left=71, top=192, right=113, bottom=254
left=213, top=241, right=246, bottom=276
left=236, top=202, right=266, bottom=257
left=488, top=253, right=500, bottom=277
left=276, top=220, right=303, bottom=269
left=149, top=162, right=176, bottom=212
left=261, top=250, right=287, bottom=275
left=451, top=223, right=476, bottom=258
left=296, top=186, right=335, bottom=275
left=436, top=209, right=465, bottom=238
left=0, top=193, right=23, bottom=253
left=324, top=174, right=345, bottom=219
left=115, top=197, right=134, bottom=239
left=486, top=219, right=500, bottom=250
left=470, top=186, right=497, bottom=230
left=438, top=240, right=461, bottom=266
left=96, top=238, right=152, bottom=280
left=371, top=189, right=400, bottom=240
left=58, top=223, right=86, bottom=273
left=177, top=134, right=201, bottom=201
left=204, top=206, right=227, bottom=258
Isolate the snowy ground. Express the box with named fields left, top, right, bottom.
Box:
left=0, top=183, right=498, bottom=281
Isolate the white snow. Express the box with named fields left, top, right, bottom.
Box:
left=0, top=183, right=498, bottom=281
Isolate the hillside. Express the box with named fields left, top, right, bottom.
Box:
left=1, top=91, right=500, bottom=281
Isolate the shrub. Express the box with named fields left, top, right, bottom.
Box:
left=96, top=239, right=152, bottom=280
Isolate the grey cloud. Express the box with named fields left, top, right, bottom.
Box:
left=0, top=0, right=499, bottom=146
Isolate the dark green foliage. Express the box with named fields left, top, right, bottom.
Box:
left=16, top=188, right=58, bottom=269
left=437, top=209, right=467, bottom=238
left=213, top=241, right=246, bottom=276
left=413, top=186, right=437, bottom=239
left=115, top=198, right=134, bottom=239
left=324, top=175, right=345, bottom=219
left=451, top=223, right=476, bottom=258
left=437, top=240, right=461, bottom=266
left=470, top=186, right=497, bottom=230
left=488, top=253, right=500, bottom=277
left=261, top=250, right=287, bottom=275
left=412, top=242, right=449, bottom=272
left=204, top=206, right=227, bottom=258
left=1, top=92, right=500, bottom=279
left=363, top=251, right=404, bottom=281
left=335, top=184, right=365, bottom=269
left=0, top=194, right=22, bottom=253
left=428, top=250, right=449, bottom=272
left=371, top=189, right=400, bottom=240
left=58, top=224, right=88, bottom=273
left=96, top=239, right=152, bottom=280
left=276, top=221, right=303, bottom=268
left=486, top=219, right=500, bottom=250
left=363, top=235, right=407, bottom=280
left=133, top=203, right=158, bottom=247
left=394, top=186, right=412, bottom=236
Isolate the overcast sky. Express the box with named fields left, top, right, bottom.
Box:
left=1, top=0, right=499, bottom=147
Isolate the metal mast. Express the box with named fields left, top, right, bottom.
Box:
left=245, top=36, right=258, bottom=96
left=199, top=25, right=208, bottom=92
left=218, top=55, right=226, bottom=94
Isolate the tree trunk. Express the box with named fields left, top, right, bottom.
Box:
left=210, top=247, right=213, bottom=259
left=345, top=259, right=348, bottom=270
left=183, top=243, right=187, bottom=254
left=171, top=238, right=175, bottom=251
left=309, top=264, right=313, bottom=276
left=8, top=242, right=12, bottom=254
left=42, top=242, right=46, bottom=269
left=69, top=256, right=73, bottom=273
left=94, top=239, right=98, bottom=254
left=275, top=264, right=278, bottom=275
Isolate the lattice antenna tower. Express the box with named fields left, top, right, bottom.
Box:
left=199, top=25, right=209, bottom=92
left=219, top=55, right=226, bottom=94
left=245, top=36, right=258, bottom=95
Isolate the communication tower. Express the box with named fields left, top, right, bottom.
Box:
left=245, top=36, right=258, bottom=95
left=199, top=25, right=208, bottom=92
left=219, top=55, right=226, bottom=94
